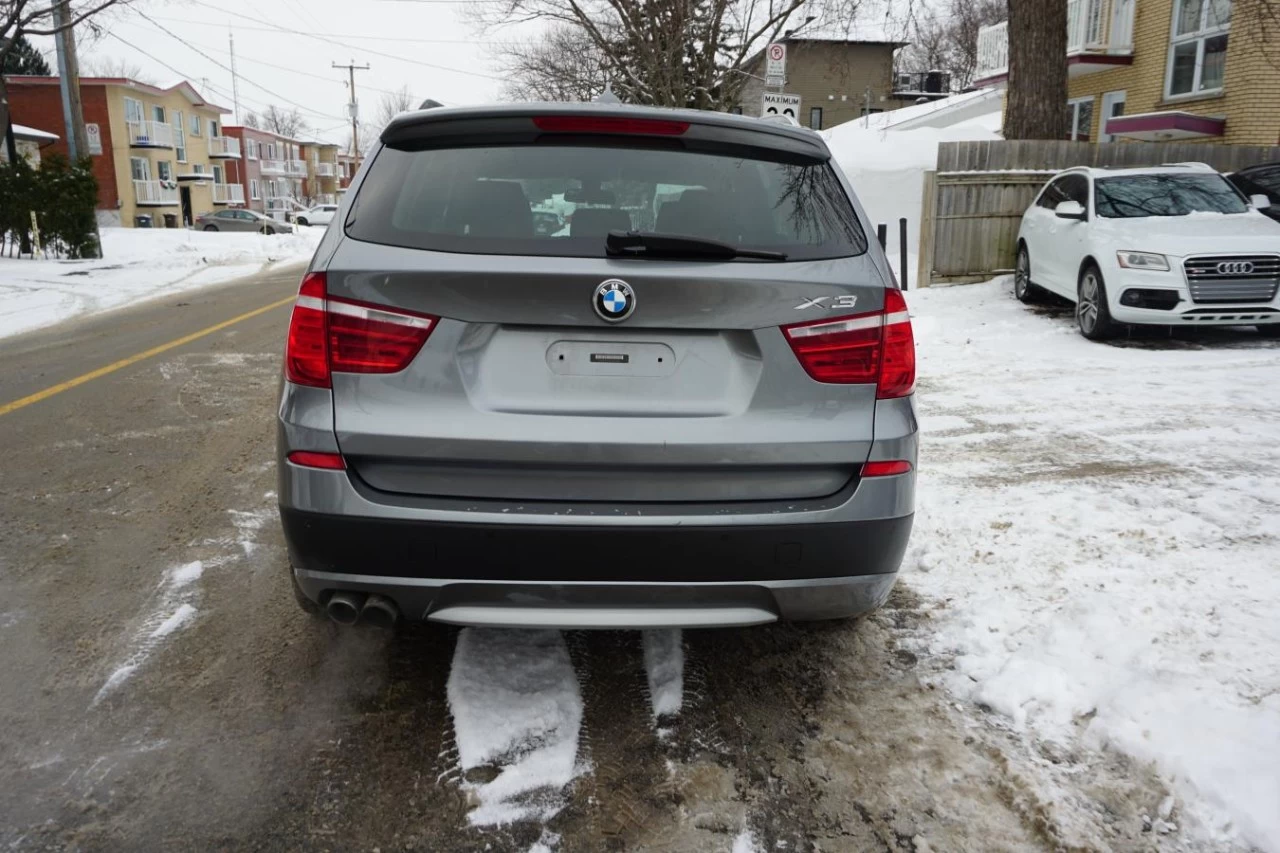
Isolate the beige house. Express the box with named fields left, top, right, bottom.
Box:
left=973, top=0, right=1280, bottom=145
left=7, top=76, right=242, bottom=227
left=737, top=37, right=913, bottom=130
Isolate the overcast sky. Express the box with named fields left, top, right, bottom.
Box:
left=27, top=0, right=911, bottom=145
left=32, top=0, right=511, bottom=144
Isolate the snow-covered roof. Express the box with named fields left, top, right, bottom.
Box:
left=13, top=124, right=59, bottom=143
left=3, top=75, right=231, bottom=114
left=826, top=87, right=1003, bottom=135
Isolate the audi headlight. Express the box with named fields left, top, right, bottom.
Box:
left=1117, top=251, right=1170, bottom=271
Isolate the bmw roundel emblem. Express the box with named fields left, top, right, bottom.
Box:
left=593, top=279, right=635, bottom=322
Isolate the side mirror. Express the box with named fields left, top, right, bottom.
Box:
left=1250, top=193, right=1273, bottom=210
left=1055, top=200, right=1087, bottom=221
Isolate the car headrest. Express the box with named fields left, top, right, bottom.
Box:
left=571, top=207, right=633, bottom=237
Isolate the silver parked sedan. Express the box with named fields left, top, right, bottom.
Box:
left=277, top=103, right=918, bottom=630
left=196, top=208, right=293, bottom=234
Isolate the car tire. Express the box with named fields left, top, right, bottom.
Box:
left=203, top=224, right=218, bottom=232
left=1257, top=325, right=1280, bottom=339
left=1014, top=244, right=1042, bottom=304
left=297, top=218, right=308, bottom=227
left=264, top=227, right=275, bottom=235
left=1077, top=263, right=1117, bottom=341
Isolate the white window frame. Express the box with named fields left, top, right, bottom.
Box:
left=151, top=104, right=166, bottom=124
left=124, top=97, right=144, bottom=124
left=208, top=119, right=218, bottom=138
left=129, top=156, right=151, bottom=182
left=190, top=114, right=202, bottom=136
left=212, top=164, right=224, bottom=185
left=192, top=163, right=206, bottom=175
left=1067, top=96, right=1095, bottom=142
left=250, top=179, right=261, bottom=200
left=172, top=110, right=186, bottom=162
left=1164, top=0, right=1231, bottom=100
left=1100, top=90, right=1127, bottom=142
left=156, top=160, right=172, bottom=182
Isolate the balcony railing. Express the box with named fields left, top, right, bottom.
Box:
left=127, top=120, right=174, bottom=148
left=260, top=159, right=287, bottom=175
left=315, top=162, right=336, bottom=177
left=208, top=136, right=241, bottom=158
left=212, top=183, right=246, bottom=204
left=286, top=159, right=308, bottom=177
left=134, top=179, right=179, bottom=205
left=974, top=0, right=1135, bottom=84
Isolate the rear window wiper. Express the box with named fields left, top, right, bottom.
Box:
left=606, top=230, right=788, bottom=261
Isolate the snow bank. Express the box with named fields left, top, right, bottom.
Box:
left=906, top=280, right=1280, bottom=851
left=0, top=225, right=324, bottom=340
left=825, top=117, right=1002, bottom=285
left=446, top=628, right=584, bottom=827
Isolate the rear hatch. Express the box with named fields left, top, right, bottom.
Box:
left=320, top=107, right=896, bottom=504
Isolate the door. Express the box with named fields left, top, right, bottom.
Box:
left=1045, top=174, right=1092, bottom=299
left=180, top=187, right=193, bottom=227
left=1024, top=177, right=1067, bottom=293
left=1100, top=91, right=1126, bottom=142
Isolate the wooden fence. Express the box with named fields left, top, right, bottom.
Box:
left=920, top=140, right=1280, bottom=286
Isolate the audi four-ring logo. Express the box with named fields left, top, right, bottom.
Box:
left=1217, top=261, right=1255, bottom=275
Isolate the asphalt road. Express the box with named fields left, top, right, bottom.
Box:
left=0, top=266, right=1177, bottom=852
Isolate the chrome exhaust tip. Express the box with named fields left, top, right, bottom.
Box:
left=325, top=591, right=366, bottom=625
left=360, top=594, right=400, bottom=629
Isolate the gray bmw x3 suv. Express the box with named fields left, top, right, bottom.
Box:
left=277, top=103, right=917, bottom=630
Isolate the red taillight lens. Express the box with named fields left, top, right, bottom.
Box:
left=862, top=460, right=912, bottom=477
left=782, top=313, right=883, bottom=383
left=283, top=272, right=437, bottom=387
left=287, top=451, right=346, bottom=470
left=286, top=272, right=330, bottom=388
left=878, top=288, right=915, bottom=399
left=781, top=289, right=916, bottom=397
left=328, top=300, right=435, bottom=374
left=532, top=115, right=690, bottom=136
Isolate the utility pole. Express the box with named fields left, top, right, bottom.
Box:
left=52, top=0, right=101, bottom=258
left=52, top=0, right=90, bottom=161
left=864, top=86, right=872, bottom=119
left=332, top=59, right=370, bottom=156
left=229, top=30, right=242, bottom=125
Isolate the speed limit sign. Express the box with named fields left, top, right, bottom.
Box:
left=766, top=43, right=786, bottom=80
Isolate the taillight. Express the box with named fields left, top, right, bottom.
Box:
left=532, top=115, right=690, bottom=136
left=287, top=450, right=346, bottom=470
left=862, top=460, right=912, bottom=477
left=284, top=272, right=437, bottom=389
left=782, top=288, right=915, bottom=397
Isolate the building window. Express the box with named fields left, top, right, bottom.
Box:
left=246, top=139, right=257, bottom=160
left=250, top=179, right=260, bottom=200
left=212, top=165, right=224, bottom=185
left=157, top=160, right=172, bottom=182
left=209, top=120, right=219, bottom=138
left=809, top=106, right=823, bottom=130
left=172, top=111, right=186, bottom=162
left=192, top=163, right=205, bottom=175
left=124, top=97, right=144, bottom=124
left=129, top=156, right=151, bottom=182
left=1167, top=0, right=1230, bottom=97
left=190, top=114, right=202, bottom=136
left=151, top=105, right=166, bottom=124
left=1067, top=96, right=1095, bottom=141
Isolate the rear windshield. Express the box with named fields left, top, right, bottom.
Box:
left=345, top=143, right=867, bottom=260
left=1094, top=173, right=1248, bottom=218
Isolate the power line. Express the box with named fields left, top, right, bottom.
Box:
left=141, top=13, right=503, bottom=45
left=185, top=0, right=503, bottom=81
left=128, top=9, right=350, bottom=123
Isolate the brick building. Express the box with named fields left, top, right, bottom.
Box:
left=5, top=76, right=240, bottom=226
left=973, top=0, right=1280, bottom=145
left=737, top=38, right=913, bottom=131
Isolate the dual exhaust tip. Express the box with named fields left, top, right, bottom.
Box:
left=325, top=591, right=399, bottom=629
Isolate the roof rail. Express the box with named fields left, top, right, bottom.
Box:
left=1156, top=161, right=1216, bottom=170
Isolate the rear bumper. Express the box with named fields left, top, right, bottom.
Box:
left=282, top=509, right=912, bottom=624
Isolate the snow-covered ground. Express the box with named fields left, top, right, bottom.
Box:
left=0, top=226, right=324, bottom=340
left=906, top=280, right=1280, bottom=852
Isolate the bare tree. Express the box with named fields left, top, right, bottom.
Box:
left=1003, top=0, right=1067, bottom=139
left=373, top=84, right=416, bottom=130
left=242, top=110, right=261, bottom=129
left=82, top=54, right=150, bottom=81
left=477, top=0, right=862, bottom=110
left=898, top=0, right=1004, bottom=91
left=499, top=25, right=614, bottom=102
left=259, top=105, right=309, bottom=139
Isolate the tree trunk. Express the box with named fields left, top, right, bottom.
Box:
left=1003, top=0, right=1068, bottom=140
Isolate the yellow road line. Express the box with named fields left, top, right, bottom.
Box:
left=0, top=295, right=296, bottom=418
